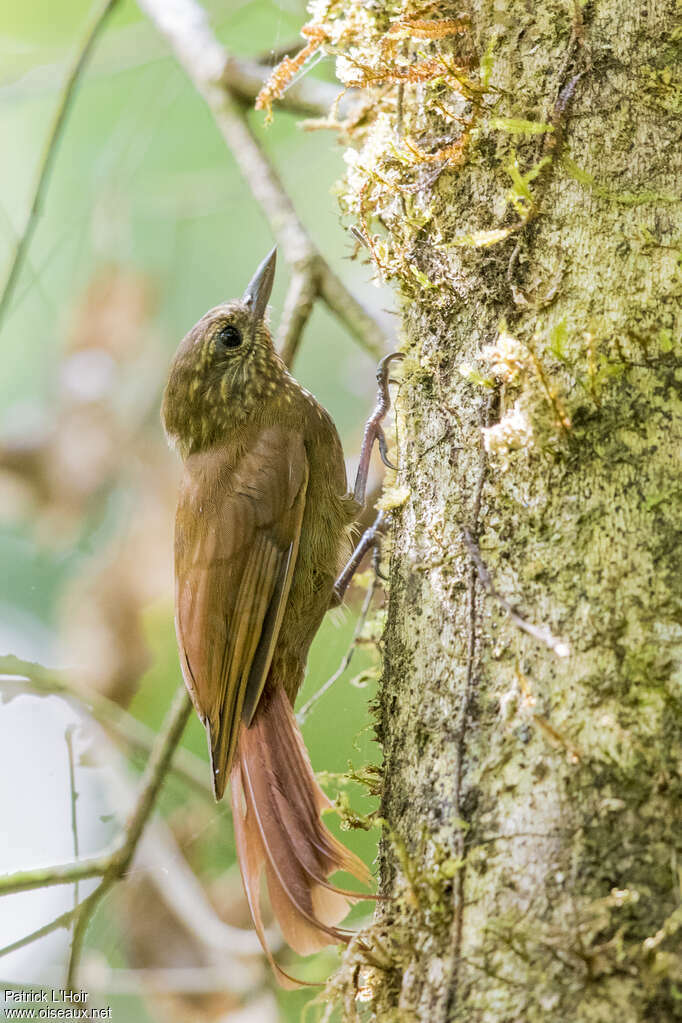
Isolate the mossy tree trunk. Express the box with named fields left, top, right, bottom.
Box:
left=323, top=0, right=681, bottom=1019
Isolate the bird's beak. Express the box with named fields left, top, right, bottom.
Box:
left=242, top=246, right=277, bottom=323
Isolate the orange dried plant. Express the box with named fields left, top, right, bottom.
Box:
left=255, top=24, right=328, bottom=120
left=384, top=17, right=469, bottom=41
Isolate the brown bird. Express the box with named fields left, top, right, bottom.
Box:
left=162, top=249, right=396, bottom=985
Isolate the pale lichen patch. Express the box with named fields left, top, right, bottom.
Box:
left=482, top=401, right=534, bottom=467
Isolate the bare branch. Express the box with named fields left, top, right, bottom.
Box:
left=65, top=726, right=81, bottom=918
left=65, top=892, right=101, bottom=989
left=0, top=851, right=115, bottom=897
left=136, top=0, right=387, bottom=362
left=0, top=0, right=118, bottom=331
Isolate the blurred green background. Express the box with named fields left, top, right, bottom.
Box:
left=0, top=2, right=390, bottom=1019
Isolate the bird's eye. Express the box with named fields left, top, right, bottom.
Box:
left=216, top=324, right=242, bottom=350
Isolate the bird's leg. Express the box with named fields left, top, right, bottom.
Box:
left=352, top=352, right=404, bottom=506
left=331, top=352, right=403, bottom=606
left=332, top=512, right=386, bottom=606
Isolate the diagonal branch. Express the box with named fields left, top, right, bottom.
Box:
left=136, top=0, right=387, bottom=365
left=0, top=0, right=118, bottom=331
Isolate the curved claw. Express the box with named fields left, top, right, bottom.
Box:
left=376, top=351, right=405, bottom=390
left=372, top=545, right=388, bottom=582
left=377, top=426, right=397, bottom=470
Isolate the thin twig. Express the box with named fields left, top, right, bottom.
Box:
left=65, top=891, right=101, bottom=990
left=0, top=851, right=117, bottom=896
left=136, top=0, right=387, bottom=362
left=0, top=655, right=211, bottom=798
left=65, top=684, right=193, bottom=988
left=297, top=575, right=379, bottom=724
left=0, top=0, right=118, bottom=331
left=461, top=529, right=570, bottom=657
left=0, top=908, right=79, bottom=961
left=64, top=726, right=81, bottom=920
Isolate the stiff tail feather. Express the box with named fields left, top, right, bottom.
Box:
left=230, top=684, right=372, bottom=988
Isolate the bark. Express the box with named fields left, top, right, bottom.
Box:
left=321, top=0, right=682, bottom=1019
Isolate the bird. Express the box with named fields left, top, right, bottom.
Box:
left=161, top=248, right=391, bottom=985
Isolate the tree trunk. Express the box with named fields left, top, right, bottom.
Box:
left=327, top=0, right=681, bottom=1019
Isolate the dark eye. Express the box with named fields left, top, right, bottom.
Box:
left=216, top=324, right=242, bottom=349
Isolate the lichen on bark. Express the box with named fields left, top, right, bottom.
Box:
left=284, top=1, right=682, bottom=1019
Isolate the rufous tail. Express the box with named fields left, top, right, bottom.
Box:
left=230, top=684, right=372, bottom=988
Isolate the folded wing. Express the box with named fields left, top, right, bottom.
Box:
left=174, top=424, right=308, bottom=799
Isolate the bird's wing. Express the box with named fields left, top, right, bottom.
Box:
left=174, top=425, right=309, bottom=799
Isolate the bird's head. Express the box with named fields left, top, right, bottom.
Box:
left=162, top=247, right=284, bottom=454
